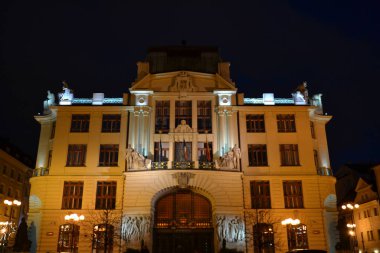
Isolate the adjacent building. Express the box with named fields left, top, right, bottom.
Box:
left=0, top=138, right=33, bottom=244
left=29, top=46, right=337, bottom=253
left=335, top=164, right=380, bottom=252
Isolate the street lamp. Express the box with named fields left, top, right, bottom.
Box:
left=341, top=203, right=359, bottom=252
left=63, top=214, right=85, bottom=253
left=1, top=199, right=21, bottom=252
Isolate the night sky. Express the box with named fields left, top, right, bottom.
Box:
left=1, top=1, right=379, bottom=170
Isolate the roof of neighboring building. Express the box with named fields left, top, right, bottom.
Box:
left=146, top=45, right=221, bottom=74
left=0, top=138, right=34, bottom=168
left=335, top=163, right=380, bottom=205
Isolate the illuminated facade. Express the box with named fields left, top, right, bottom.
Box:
left=29, top=46, right=337, bottom=253
left=0, top=139, right=33, bottom=244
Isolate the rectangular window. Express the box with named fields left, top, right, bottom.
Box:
left=197, top=142, right=213, bottom=162
left=99, top=145, right=119, bottom=166
left=313, top=150, right=319, bottom=169
left=283, top=181, right=304, bottom=208
left=310, top=121, right=315, bottom=139
left=197, top=101, right=212, bottom=133
left=62, top=181, right=83, bottom=209
left=154, top=142, right=169, bottom=162
left=277, top=114, right=296, bottom=132
left=377, top=229, right=380, bottom=240
left=246, top=114, right=265, bottom=133
left=51, top=121, right=56, bottom=139
left=175, top=101, right=192, bottom=128
left=367, top=230, right=374, bottom=241
left=70, top=114, right=90, bottom=132
left=280, top=144, right=300, bottom=166
left=95, top=181, right=116, bottom=210
left=57, top=224, right=79, bottom=253
left=66, top=145, right=87, bottom=166
left=374, top=208, right=379, bottom=216
left=155, top=101, right=170, bottom=133
left=250, top=181, right=271, bottom=209
left=248, top=144, right=268, bottom=166
left=175, top=141, right=192, bottom=162
left=47, top=150, right=53, bottom=168
left=102, top=114, right=121, bottom=133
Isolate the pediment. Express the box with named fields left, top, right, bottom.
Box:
left=130, top=71, right=236, bottom=92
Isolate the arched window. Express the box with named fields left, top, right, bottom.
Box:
left=155, top=190, right=212, bottom=229
left=57, top=224, right=80, bottom=253
left=286, top=224, right=308, bottom=250
left=92, top=224, right=114, bottom=253
left=253, top=223, right=275, bottom=253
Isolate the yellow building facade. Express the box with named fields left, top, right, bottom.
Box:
left=29, top=46, right=337, bottom=253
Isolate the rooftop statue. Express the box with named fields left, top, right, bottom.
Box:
left=43, top=90, right=56, bottom=115
left=58, top=81, right=74, bottom=103
left=292, top=81, right=309, bottom=105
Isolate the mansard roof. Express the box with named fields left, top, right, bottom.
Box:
left=146, top=45, right=221, bottom=74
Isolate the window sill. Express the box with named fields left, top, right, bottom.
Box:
left=248, top=165, right=269, bottom=167
left=65, top=165, right=86, bottom=167
left=98, top=165, right=119, bottom=167
left=280, top=164, right=301, bottom=167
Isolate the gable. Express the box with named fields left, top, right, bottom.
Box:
left=130, top=71, right=236, bottom=92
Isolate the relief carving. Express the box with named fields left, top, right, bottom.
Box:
left=121, top=216, right=151, bottom=242
left=216, top=215, right=245, bottom=242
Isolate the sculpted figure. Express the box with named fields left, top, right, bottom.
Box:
left=126, top=148, right=151, bottom=170
left=174, top=120, right=192, bottom=133
left=232, top=144, right=241, bottom=169
left=58, top=81, right=74, bottom=102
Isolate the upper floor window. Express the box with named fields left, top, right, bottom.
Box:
left=0, top=184, right=3, bottom=194
left=280, top=144, right=300, bottom=166
left=246, top=114, right=265, bottom=133
left=95, top=181, right=116, bottom=210
left=66, top=144, right=87, bottom=167
left=367, top=230, right=374, bottom=241
left=310, top=121, right=315, bottom=139
left=70, top=114, right=90, bottom=132
left=154, top=142, right=169, bottom=162
left=175, top=141, right=192, bottom=162
left=197, top=142, right=213, bottom=162
left=283, top=181, right=304, bottom=208
left=7, top=187, right=12, bottom=197
left=155, top=101, right=170, bottom=133
left=2, top=166, right=6, bottom=175
left=99, top=145, right=119, bottom=167
left=197, top=101, right=212, bottom=133
left=250, top=181, right=271, bottom=209
left=48, top=150, right=53, bottom=168
left=10, top=169, right=14, bottom=179
left=277, top=114, right=296, bottom=132
left=50, top=121, right=56, bottom=139
left=62, top=181, right=83, bottom=209
left=175, top=101, right=192, bottom=129
left=248, top=144, right=268, bottom=166
left=102, top=114, right=121, bottom=133
left=313, top=150, right=319, bottom=169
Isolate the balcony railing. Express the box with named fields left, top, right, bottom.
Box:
left=198, top=161, right=215, bottom=170
left=33, top=167, right=50, bottom=177
left=152, top=161, right=169, bottom=170
left=317, top=167, right=333, bottom=176
left=172, top=161, right=195, bottom=169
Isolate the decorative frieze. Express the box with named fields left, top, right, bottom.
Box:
left=121, top=216, right=151, bottom=243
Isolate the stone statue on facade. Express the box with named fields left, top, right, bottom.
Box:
left=174, top=120, right=192, bottom=133
left=125, top=145, right=151, bottom=170
left=215, top=146, right=241, bottom=170
left=122, top=216, right=151, bottom=243
left=58, top=81, right=74, bottom=103
left=216, top=215, right=245, bottom=243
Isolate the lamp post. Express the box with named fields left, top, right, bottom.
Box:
left=1, top=199, right=21, bottom=252
left=341, top=203, right=359, bottom=253
left=64, top=214, right=85, bottom=253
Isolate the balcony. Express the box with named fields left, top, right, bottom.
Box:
left=33, top=167, right=50, bottom=177
left=317, top=167, right=333, bottom=176
left=152, top=161, right=169, bottom=170
left=172, top=161, right=195, bottom=169
left=198, top=161, right=215, bottom=170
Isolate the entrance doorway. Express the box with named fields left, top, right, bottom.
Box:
left=153, top=190, right=214, bottom=253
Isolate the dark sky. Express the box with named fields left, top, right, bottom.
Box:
left=1, top=1, right=379, bottom=170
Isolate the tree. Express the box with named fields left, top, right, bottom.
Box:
left=82, top=208, right=123, bottom=253
left=244, top=210, right=282, bottom=253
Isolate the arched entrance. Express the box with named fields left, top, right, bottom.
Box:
left=153, top=189, right=214, bottom=253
